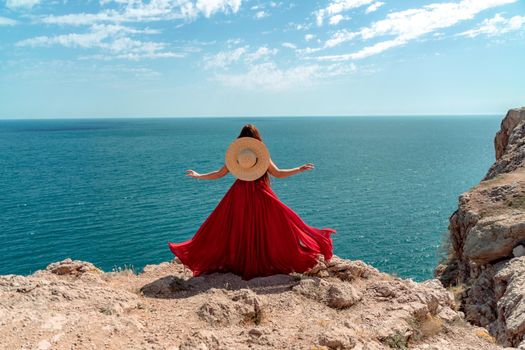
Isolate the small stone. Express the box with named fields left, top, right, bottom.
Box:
left=248, top=328, right=262, bottom=337
left=438, top=306, right=461, bottom=323
left=318, top=270, right=330, bottom=278
left=46, top=259, right=102, bottom=276
left=326, top=285, right=362, bottom=309
left=318, top=329, right=356, bottom=350
left=140, top=275, right=189, bottom=296
left=513, top=245, right=525, bottom=257
left=36, top=340, right=52, bottom=350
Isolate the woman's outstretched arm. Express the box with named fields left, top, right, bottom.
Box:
left=267, top=158, right=314, bottom=179
left=186, top=164, right=229, bottom=180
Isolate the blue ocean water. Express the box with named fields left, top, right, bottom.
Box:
left=0, top=116, right=500, bottom=281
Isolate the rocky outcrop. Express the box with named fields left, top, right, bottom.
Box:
left=489, top=107, right=525, bottom=178
left=0, top=256, right=501, bottom=350
left=437, top=107, right=525, bottom=348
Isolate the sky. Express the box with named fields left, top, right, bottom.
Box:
left=0, top=0, right=524, bottom=118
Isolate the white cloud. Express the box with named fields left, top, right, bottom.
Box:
left=0, top=16, right=17, bottom=25
left=318, top=37, right=407, bottom=61
left=17, top=24, right=149, bottom=48
left=315, top=0, right=374, bottom=26
left=245, top=46, right=277, bottom=62
left=41, top=13, right=120, bottom=26
left=203, top=45, right=351, bottom=92
left=5, top=0, right=40, bottom=10
left=214, top=62, right=356, bottom=91
left=281, top=42, right=297, bottom=49
left=81, top=52, right=183, bottom=60
left=255, top=10, right=268, bottom=19
left=458, top=13, right=525, bottom=37
left=325, top=30, right=359, bottom=48
left=305, top=34, right=315, bottom=41
left=196, top=0, right=242, bottom=18
left=204, top=44, right=359, bottom=92
left=320, top=0, right=517, bottom=59
left=216, top=63, right=318, bottom=90
left=365, top=2, right=384, bottom=14
left=329, top=14, right=347, bottom=25
left=18, top=1, right=244, bottom=59
left=16, top=24, right=182, bottom=60
left=225, top=38, right=243, bottom=46
left=40, top=0, right=243, bottom=26
left=204, top=47, right=247, bottom=68
left=294, top=46, right=323, bottom=56
left=204, top=45, right=277, bottom=69
left=250, top=1, right=279, bottom=17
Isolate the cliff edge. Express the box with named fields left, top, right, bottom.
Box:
left=1, top=257, right=500, bottom=350
left=436, top=107, right=525, bottom=348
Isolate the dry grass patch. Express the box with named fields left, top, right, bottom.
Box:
left=475, top=329, right=496, bottom=343
left=448, top=284, right=468, bottom=310
left=419, top=315, right=443, bottom=338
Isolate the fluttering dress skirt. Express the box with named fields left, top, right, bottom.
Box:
left=168, top=177, right=336, bottom=280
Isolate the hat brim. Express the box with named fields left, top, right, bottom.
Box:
left=225, top=137, right=270, bottom=181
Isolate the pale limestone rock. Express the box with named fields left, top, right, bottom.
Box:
left=437, top=306, right=461, bottom=323
left=306, top=255, right=380, bottom=281
left=179, top=330, right=220, bottom=350
left=318, top=328, right=357, bottom=350
left=196, top=288, right=263, bottom=326
left=326, top=284, right=362, bottom=309
left=293, top=277, right=361, bottom=309
left=292, top=277, right=328, bottom=302
left=197, top=299, right=234, bottom=327
left=45, top=259, right=102, bottom=276
left=463, top=213, right=525, bottom=265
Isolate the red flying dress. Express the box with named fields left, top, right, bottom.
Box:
left=168, top=175, right=336, bottom=280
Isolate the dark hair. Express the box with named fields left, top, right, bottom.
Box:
left=237, top=124, right=270, bottom=185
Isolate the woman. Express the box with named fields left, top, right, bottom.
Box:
left=168, top=124, right=335, bottom=280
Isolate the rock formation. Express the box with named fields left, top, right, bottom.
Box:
left=437, top=107, right=525, bottom=348
left=0, top=257, right=501, bottom=349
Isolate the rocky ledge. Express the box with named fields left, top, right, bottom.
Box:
left=436, top=107, right=525, bottom=348
left=0, top=257, right=503, bottom=350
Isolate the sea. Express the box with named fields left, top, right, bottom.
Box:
left=0, top=116, right=501, bottom=281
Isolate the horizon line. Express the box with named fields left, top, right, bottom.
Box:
left=0, top=113, right=504, bottom=120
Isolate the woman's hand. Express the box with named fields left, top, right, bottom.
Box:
left=299, top=163, right=315, bottom=172
left=186, top=165, right=229, bottom=180
left=185, top=170, right=201, bottom=179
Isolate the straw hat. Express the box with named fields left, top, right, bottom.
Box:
left=225, top=137, right=270, bottom=181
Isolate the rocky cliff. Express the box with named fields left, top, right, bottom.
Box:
left=436, top=107, right=525, bottom=348
left=0, top=257, right=501, bottom=350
